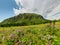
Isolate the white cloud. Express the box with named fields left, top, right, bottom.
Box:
left=46, top=5, right=60, bottom=20
left=14, top=0, right=60, bottom=20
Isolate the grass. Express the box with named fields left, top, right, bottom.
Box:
left=0, top=22, right=60, bottom=45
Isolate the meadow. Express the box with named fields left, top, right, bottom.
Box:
left=0, top=22, right=60, bottom=45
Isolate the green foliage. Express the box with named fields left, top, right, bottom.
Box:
left=5, top=39, right=14, bottom=45
left=0, top=34, right=2, bottom=43
left=54, top=37, right=60, bottom=45
left=0, top=24, right=60, bottom=45
left=0, top=13, right=51, bottom=27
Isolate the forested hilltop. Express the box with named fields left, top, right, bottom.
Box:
left=0, top=13, right=51, bottom=27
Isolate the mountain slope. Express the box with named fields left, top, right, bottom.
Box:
left=0, top=13, right=50, bottom=27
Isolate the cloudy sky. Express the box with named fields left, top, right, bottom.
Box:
left=0, top=0, right=18, bottom=22
left=0, top=0, right=60, bottom=22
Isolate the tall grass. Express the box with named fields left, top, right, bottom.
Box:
left=0, top=23, right=60, bottom=45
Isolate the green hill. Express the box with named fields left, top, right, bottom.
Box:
left=0, top=13, right=50, bottom=27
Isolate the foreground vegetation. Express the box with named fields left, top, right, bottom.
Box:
left=0, top=22, right=60, bottom=45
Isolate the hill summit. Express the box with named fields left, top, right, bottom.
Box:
left=0, top=13, right=50, bottom=27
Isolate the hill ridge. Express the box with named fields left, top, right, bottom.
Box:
left=0, top=13, right=50, bottom=27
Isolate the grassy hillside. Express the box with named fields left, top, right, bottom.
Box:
left=0, top=13, right=50, bottom=27
left=0, top=22, right=60, bottom=45
left=0, top=13, right=60, bottom=45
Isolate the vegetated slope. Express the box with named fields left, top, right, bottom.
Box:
left=0, top=13, right=50, bottom=27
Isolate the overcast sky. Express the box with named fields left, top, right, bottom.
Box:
left=0, top=0, right=60, bottom=22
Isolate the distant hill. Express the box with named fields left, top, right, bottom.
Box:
left=0, top=13, right=51, bottom=27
